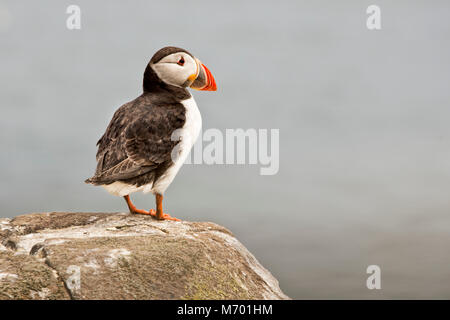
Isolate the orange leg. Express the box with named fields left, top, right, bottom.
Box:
left=124, top=195, right=151, bottom=215
left=148, top=194, right=180, bottom=221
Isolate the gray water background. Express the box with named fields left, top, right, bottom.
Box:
left=1, top=1, right=450, bottom=298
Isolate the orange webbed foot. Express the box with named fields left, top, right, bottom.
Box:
left=148, top=209, right=181, bottom=221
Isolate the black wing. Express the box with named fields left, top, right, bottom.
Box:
left=86, top=97, right=186, bottom=185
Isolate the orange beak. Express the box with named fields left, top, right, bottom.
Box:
left=190, top=62, right=217, bottom=91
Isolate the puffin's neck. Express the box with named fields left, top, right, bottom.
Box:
left=142, top=64, right=191, bottom=100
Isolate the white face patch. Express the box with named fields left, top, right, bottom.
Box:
left=150, top=52, right=198, bottom=88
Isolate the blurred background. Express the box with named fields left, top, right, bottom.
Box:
left=1, top=0, right=450, bottom=299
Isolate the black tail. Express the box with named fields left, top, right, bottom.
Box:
left=85, top=177, right=95, bottom=184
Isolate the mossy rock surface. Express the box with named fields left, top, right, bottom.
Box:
left=0, top=251, right=69, bottom=299
left=0, top=212, right=289, bottom=300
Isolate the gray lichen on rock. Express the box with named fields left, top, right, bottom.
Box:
left=0, top=212, right=289, bottom=300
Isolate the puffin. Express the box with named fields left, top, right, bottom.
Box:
left=85, top=46, right=217, bottom=221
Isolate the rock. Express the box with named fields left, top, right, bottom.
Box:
left=0, top=212, right=289, bottom=300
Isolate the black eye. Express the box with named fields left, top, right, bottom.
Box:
left=177, top=57, right=185, bottom=66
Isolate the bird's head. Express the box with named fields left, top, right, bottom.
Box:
left=144, top=46, right=217, bottom=92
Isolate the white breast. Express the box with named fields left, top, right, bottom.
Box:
left=102, top=96, right=201, bottom=197
left=151, top=96, right=202, bottom=194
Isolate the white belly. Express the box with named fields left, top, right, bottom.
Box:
left=102, top=181, right=153, bottom=197
left=152, top=96, right=202, bottom=194
left=103, top=96, right=202, bottom=196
